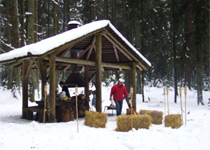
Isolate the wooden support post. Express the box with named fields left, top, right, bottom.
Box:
left=22, top=60, right=29, bottom=119
left=131, top=62, right=136, bottom=111
left=43, top=85, right=47, bottom=123
left=75, top=86, right=79, bottom=133
left=114, top=69, right=119, bottom=80
left=184, top=87, right=187, bottom=126
left=49, top=54, right=56, bottom=122
left=95, top=34, right=102, bottom=112
left=38, top=59, right=47, bottom=99
left=164, top=88, right=166, bottom=115
left=166, top=87, right=169, bottom=114
left=85, top=65, right=90, bottom=109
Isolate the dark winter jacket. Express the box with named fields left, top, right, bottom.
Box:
left=62, top=86, right=70, bottom=97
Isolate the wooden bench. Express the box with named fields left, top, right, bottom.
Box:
left=23, top=106, right=45, bottom=122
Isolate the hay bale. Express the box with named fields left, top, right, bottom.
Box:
left=116, top=115, right=151, bottom=132
left=116, top=115, right=131, bottom=132
left=150, top=111, right=163, bottom=125
left=165, top=114, right=183, bottom=129
left=84, top=111, right=107, bottom=128
left=139, top=110, right=151, bottom=115
left=139, top=110, right=163, bottom=125
left=132, top=115, right=152, bottom=130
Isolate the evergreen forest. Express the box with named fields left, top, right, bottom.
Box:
left=0, top=0, right=209, bottom=104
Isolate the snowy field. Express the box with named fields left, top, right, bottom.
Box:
left=0, top=85, right=210, bottom=150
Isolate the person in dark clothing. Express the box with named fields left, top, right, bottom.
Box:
left=59, top=81, right=70, bottom=97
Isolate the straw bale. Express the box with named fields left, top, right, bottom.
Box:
left=165, top=114, right=183, bottom=129
left=150, top=111, right=163, bottom=124
left=139, top=110, right=151, bottom=115
left=139, top=110, right=163, bottom=125
left=116, top=115, right=131, bottom=132
left=84, top=111, right=107, bottom=128
left=116, top=115, right=152, bottom=132
left=132, top=115, right=152, bottom=129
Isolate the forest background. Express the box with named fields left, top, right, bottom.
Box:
left=0, top=0, right=209, bottom=104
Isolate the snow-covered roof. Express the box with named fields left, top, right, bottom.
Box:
left=0, top=20, right=151, bottom=68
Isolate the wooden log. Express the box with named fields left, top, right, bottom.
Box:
left=131, top=62, right=136, bottom=111
left=37, top=59, right=47, bottom=99
left=62, top=109, right=70, bottom=122
left=49, top=54, right=56, bottom=122
left=22, top=60, right=29, bottom=119
left=95, top=34, right=102, bottom=112
left=85, top=65, right=90, bottom=110
left=55, top=57, right=132, bottom=70
left=69, top=108, right=74, bottom=121
left=24, top=59, right=34, bottom=80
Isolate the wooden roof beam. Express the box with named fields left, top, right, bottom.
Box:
left=86, top=43, right=95, bottom=60
left=78, top=36, right=96, bottom=59
left=55, top=57, right=131, bottom=70
left=59, top=44, right=74, bottom=57
left=24, top=58, right=35, bottom=80
left=102, top=32, right=133, bottom=61
left=103, top=29, right=148, bottom=70
left=63, top=65, right=71, bottom=72
left=113, top=45, right=120, bottom=62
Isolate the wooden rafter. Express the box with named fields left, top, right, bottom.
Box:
left=88, top=72, right=96, bottom=82
left=86, top=45, right=94, bottom=60
left=64, top=64, right=71, bottom=72
left=78, top=44, right=92, bottom=58
left=40, top=29, right=104, bottom=59
left=113, top=45, right=119, bottom=62
left=104, top=29, right=148, bottom=70
left=25, top=58, right=35, bottom=80
left=103, top=33, right=132, bottom=61
left=55, top=56, right=131, bottom=70
left=78, top=36, right=96, bottom=59
left=59, top=44, right=74, bottom=57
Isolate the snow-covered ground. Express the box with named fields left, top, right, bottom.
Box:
left=0, top=85, right=209, bottom=150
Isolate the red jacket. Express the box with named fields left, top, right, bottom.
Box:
left=110, top=83, right=128, bottom=101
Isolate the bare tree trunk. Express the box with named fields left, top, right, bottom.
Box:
left=172, top=0, right=178, bottom=103
left=20, top=0, right=25, bottom=47
left=5, top=0, right=13, bottom=90
left=194, top=0, right=204, bottom=105
left=34, top=0, right=38, bottom=42
left=90, top=0, right=96, bottom=21
left=185, top=0, right=192, bottom=90
left=135, top=1, right=142, bottom=94
left=142, top=71, right=145, bottom=102
left=112, top=0, right=116, bottom=26
left=63, top=0, right=66, bottom=31
left=26, top=0, right=34, bottom=44
left=26, top=0, right=35, bottom=102
left=140, top=0, right=145, bottom=102
left=10, top=0, right=20, bottom=92
left=53, top=0, right=58, bottom=35
left=137, top=70, right=142, bottom=94
left=66, top=0, right=70, bottom=23
left=10, top=0, right=20, bottom=48
left=104, top=0, right=108, bottom=19
left=5, top=0, right=11, bottom=45
left=7, top=67, right=13, bottom=90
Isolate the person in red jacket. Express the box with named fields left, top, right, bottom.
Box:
left=110, top=78, right=129, bottom=116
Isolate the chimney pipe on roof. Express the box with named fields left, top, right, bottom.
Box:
left=68, top=20, right=82, bottom=30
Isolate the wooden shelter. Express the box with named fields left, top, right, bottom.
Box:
left=0, top=20, right=151, bottom=122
